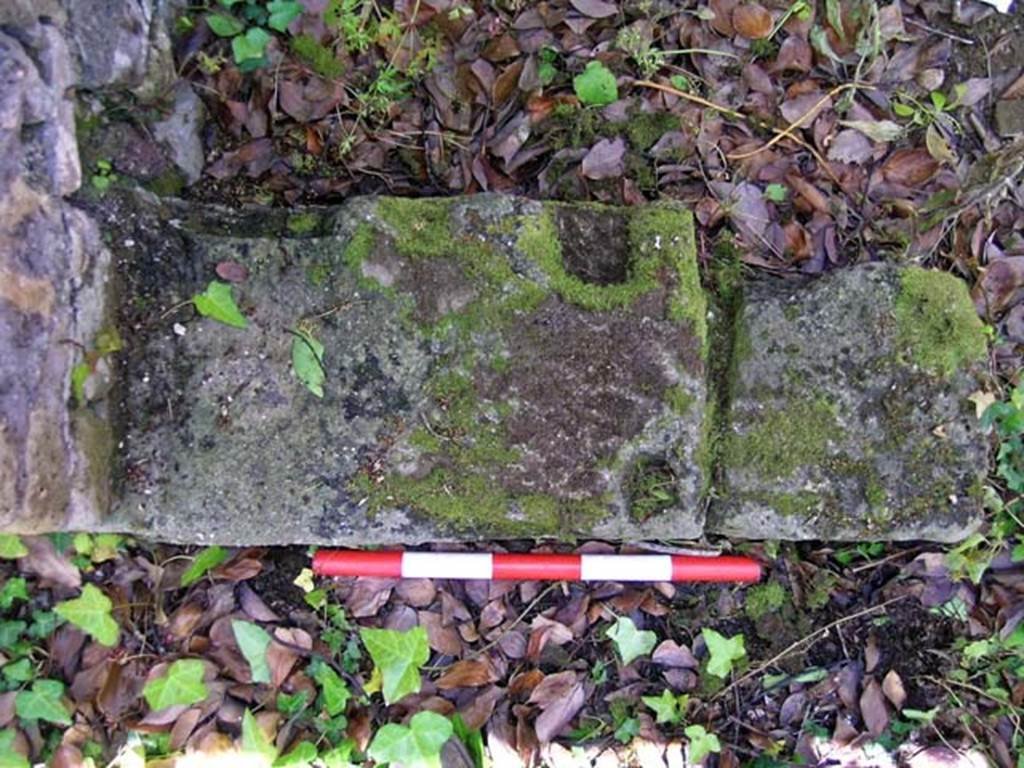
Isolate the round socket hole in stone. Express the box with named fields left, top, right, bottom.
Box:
left=553, top=206, right=631, bottom=285
left=627, top=457, right=679, bottom=522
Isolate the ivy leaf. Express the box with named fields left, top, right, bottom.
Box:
left=181, top=546, right=228, bottom=587
left=0, top=535, right=27, bottom=560
left=0, top=578, right=27, bottom=610
left=0, top=621, right=26, bottom=650
left=55, top=584, right=120, bottom=647
left=206, top=12, right=245, bottom=37
left=232, top=620, right=272, bottom=684
left=15, top=679, right=71, bottom=725
left=685, top=724, right=721, bottom=762
left=605, top=616, right=656, bottom=666
left=267, top=0, right=303, bottom=32
left=242, top=709, right=278, bottom=762
left=273, top=740, right=317, bottom=767
left=2, top=658, right=33, bottom=683
left=143, top=659, right=208, bottom=710
left=0, top=730, right=29, bottom=768
left=367, top=711, right=453, bottom=768
left=310, top=659, right=350, bottom=716
left=193, top=281, right=247, bottom=328
left=232, top=27, right=271, bottom=68
left=359, top=626, right=429, bottom=705
left=642, top=690, right=684, bottom=725
left=702, top=628, right=746, bottom=678
left=291, top=328, right=326, bottom=398
left=573, top=61, right=618, bottom=106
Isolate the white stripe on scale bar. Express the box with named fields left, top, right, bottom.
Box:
left=580, top=555, right=673, bottom=582
left=401, top=552, right=494, bottom=579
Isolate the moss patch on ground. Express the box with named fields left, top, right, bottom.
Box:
left=894, top=267, right=987, bottom=378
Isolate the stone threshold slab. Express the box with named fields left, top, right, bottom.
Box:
left=3, top=191, right=990, bottom=544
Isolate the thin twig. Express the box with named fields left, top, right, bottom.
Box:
left=712, top=594, right=909, bottom=702
left=905, top=17, right=975, bottom=45
left=727, top=82, right=870, bottom=160
left=633, top=79, right=847, bottom=187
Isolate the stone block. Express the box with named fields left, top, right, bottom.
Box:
left=707, top=264, right=989, bottom=542
left=98, top=194, right=710, bottom=544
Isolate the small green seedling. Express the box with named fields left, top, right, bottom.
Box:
left=91, top=159, right=117, bottom=193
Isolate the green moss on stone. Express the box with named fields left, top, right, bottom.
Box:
left=287, top=212, right=321, bottom=235
left=630, top=204, right=706, bottom=349
left=377, top=197, right=456, bottom=258
left=665, top=385, right=695, bottom=416
left=763, top=490, right=821, bottom=517
left=515, top=203, right=704, bottom=338
left=894, top=267, right=987, bottom=378
left=726, top=398, right=838, bottom=479
left=627, top=458, right=679, bottom=522
left=343, top=224, right=377, bottom=271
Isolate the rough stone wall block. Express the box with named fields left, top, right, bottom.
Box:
left=707, top=264, right=989, bottom=542
left=0, top=25, right=113, bottom=532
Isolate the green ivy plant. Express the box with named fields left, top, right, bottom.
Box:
left=360, top=626, right=430, bottom=705
left=192, top=281, right=247, bottom=328
left=143, top=659, right=209, bottom=711
left=206, top=0, right=303, bottom=70
left=605, top=616, right=656, bottom=666
left=702, top=628, right=747, bottom=678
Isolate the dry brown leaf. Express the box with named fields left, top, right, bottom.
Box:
left=709, top=0, right=739, bottom=36
left=346, top=578, right=395, bottom=618
left=859, top=678, right=891, bottom=737
left=882, top=669, right=907, bottom=710
left=527, top=671, right=578, bottom=708
left=239, top=583, right=280, bottom=622
left=733, top=4, right=773, bottom=40
left=19, top=536, right=81, bottom=589
left=418, top=610, right=463, bottom=656
left=458, top=685, right=506, bottom=731
left=651, top=640, right=697, bottom=668
left=213, top=558, right=262, bottom=583
left=532, top=675, right=586, bottom=743
left=215, top=261, right=249, bottom=284
left=168, top=602, right=205, bottom=640
left=436, top=659, right=498, bottom=690
left=50, top=745, right=85, bottom=768
left=0, top=692, right=15, bottom=728
left=569, top=0, right=618, bottom=18
left=509, top=669, right=545, bottom=700
left=267, top=641, right=299, bottom=689
left=169, top=707, right=203, bottom=752
left=396, top=579, right=437, bottom=608
left=881, top=148, right=939, bottom=186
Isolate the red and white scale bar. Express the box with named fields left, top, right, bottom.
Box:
left=313, top=550, right=761, bottom=583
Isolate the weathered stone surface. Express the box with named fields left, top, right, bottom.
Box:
left=91, top=193, right=708, bottom=544
left=0, top=25, right=113, bottom=533
left=707, top=264, right=988, bottom=542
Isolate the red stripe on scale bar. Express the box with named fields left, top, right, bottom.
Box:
left=313, top=550, right=761, bottom=583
